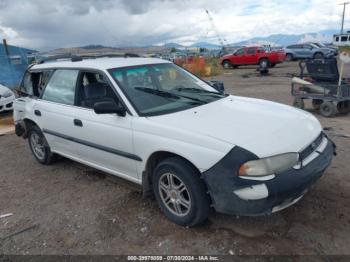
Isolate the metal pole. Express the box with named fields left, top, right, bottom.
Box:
left=2, top=39, right=10, bottom=56
left=340, top=2, right=349, bottom=34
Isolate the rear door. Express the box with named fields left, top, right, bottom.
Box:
left=34, top=69, right=80, bottom=158
left=292, top=44, right=304, bottom=58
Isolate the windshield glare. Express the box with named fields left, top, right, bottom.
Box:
left=109, top=63, right=224, bottom=116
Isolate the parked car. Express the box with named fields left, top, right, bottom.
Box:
left=284, top=43, right=336, bottom=61
left=0, top=84, right=15, bottom=112
left=14, top=57, right=335, bottom=226
left=310, top=42, right=338, bottom=55
left=219, top=46, right=285, bottom=69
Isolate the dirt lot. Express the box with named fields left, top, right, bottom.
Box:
left=0, top=62, right=350, bottom=256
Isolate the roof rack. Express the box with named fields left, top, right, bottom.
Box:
left=36, top=53, right=141, bottom=64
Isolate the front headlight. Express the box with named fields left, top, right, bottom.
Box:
left=2, top=90, right=14, bottom=98
left=238, top=153, right=299, bottom=177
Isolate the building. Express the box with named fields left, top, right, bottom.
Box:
left=333, top=32, right=350, bottom=47
left=0, top=42, right=38, bottom=88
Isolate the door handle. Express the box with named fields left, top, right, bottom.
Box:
left=73, top=119, right=83, bottom=127
left=34, top=110, right=41, bottom=116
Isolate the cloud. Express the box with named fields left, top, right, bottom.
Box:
left=0, top=0, right=347, bottom=50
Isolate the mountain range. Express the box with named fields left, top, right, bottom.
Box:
left=48, top=28, right=342, bottom=55
left=167, top=29, right=339, bottom=49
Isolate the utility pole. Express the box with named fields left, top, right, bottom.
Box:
left=340, top=2, right=349, bottom=34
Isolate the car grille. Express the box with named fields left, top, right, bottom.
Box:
left=299, top=132, right=324, bottom=161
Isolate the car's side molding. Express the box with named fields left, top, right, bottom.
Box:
left=42, top=129, right=142, bottom=162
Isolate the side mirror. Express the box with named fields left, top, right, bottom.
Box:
left=206, top=80, right=225, bottom=95
left=93, top=101, right=126, bottom=117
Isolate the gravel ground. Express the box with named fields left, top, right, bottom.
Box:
left=0, top=62, right=350, bottom=255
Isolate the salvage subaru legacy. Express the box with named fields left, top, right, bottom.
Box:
left=13, top=56, right=335, bottom=226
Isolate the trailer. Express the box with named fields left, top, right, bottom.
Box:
left=291, top=58, right=350, bottom=117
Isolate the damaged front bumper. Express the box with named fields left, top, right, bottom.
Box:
left=202, top=135, right=335, bottom=216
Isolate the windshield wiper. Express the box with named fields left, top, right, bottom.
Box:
left=174, top=87, right=225, bottom=97
left=135, top=87, right=207, bottom=104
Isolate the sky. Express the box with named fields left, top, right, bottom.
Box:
left=0, top=0, right=347, bottom=51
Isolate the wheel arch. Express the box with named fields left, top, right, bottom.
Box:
left=141, top=150, right=205, bottom=196
left=258, top=57, right=270, bottom=63
left=18, top=118, right=40, bottom=138
left=313, top=52, right=324, bottom=58
left=222, top=59, right=231, bottom=65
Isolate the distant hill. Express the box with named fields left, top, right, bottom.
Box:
left=230, top=29, right=339, bottom=47
left=189, top=42, right=221, bottom=49
left=163, top=43, right=184, bottom=48
left=46, top=29, right=342, bottom=55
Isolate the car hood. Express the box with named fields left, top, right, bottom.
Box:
left=319, top=48, right=335, bottom=53
left=149, top=96, right=322, bottom=158
left=0, top=84, right=11, bottom=95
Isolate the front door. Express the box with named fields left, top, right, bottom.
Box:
left=72, top=71, right=138, bottom=181
left=245, top=47, right=257, bottom=64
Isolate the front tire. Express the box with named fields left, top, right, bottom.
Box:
left=152, top=157, right=210, bottom=227
left=28, top=125, right=55, bottom=165
left=222, top=60, right=231, bottom=69
left=320, top=101, right=336, bottom=117
left=285, top=53, right=293, bottom=61
left=313, top=52, right=324, bottom=59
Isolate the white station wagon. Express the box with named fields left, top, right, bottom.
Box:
left=14, top=56, right=335, bottom=226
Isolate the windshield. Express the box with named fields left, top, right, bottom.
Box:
left=109, top=63, right=225, bottom=116
left=313, top=43, right=326, bottom=48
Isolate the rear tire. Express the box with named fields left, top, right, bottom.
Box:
left=320, top=101, right=336, bottom=117
left=293, top=98, right=305, bottom=109
left=259, top=58, right=269, bottom=69
left=337, top=101, right=350, bottom=114
left=28, top=125, right=55, bottom=165
left=152, top=157, right=210, bottom=227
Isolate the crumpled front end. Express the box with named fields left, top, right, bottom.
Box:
left=201, top=133, right=335, bottom=216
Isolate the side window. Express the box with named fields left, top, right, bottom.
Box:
left=335, top=36, right=339, bottom=42
left=235, top=48, right=244, bottom=56
left=42, top=69, right=78, bottom=105
left=341, top=36, right=348, bottom=42
left=77, top=71, right=119, bottom=108
left=246, top=48, right=255, bottom=55
left=21, top=70, right=53, bottom=97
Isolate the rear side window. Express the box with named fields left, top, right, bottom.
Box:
left=42, top=69, right=78, bottom=105
left=21, top=70, right=53, bottom=97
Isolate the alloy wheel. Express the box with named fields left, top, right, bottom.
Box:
left=158, top=172, right=191, bottom=217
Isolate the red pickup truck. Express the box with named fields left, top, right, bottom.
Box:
left=219, top=46, right=286, bottom=69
